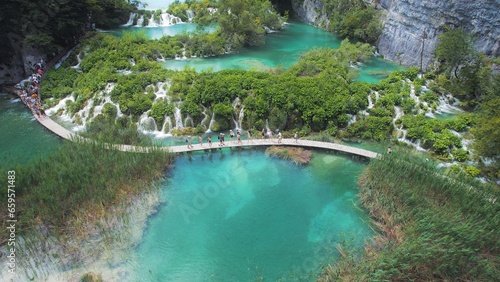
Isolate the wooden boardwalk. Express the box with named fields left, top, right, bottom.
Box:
left=33, top=113, right=379, bottom=158
left=167, top=139, right=379, bottom=158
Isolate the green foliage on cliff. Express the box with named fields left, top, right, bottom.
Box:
left=216, top=0, right=286, bottom=48
left=324, top=0, right=382, bottom=44
left=321, top=152, right=500, bottom=281
left=435, top=28, right=475, bottom=79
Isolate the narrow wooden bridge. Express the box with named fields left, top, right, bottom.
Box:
left=33, top=113, right=379, bottom=158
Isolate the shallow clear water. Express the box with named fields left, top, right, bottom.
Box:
left=127, top=149, right=372, bottom=281
left=0, top=92, right=60, bottom=165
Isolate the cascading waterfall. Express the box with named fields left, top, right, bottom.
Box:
left=122, top=12, right=136, bottom=26
left=393, top=106, right=405, bottom=139
left=347, top=114, right=357, bottom=126
left=231, top=97, right=244, bottom=130
left=147, top=14, right=158, bottom=27
left=135, top=15, right=144, bottom=27
left=138, top=112, right=158, bottom=132
left=184, top=115, right=193, bottom=128
left=200, top=105, right=209, bottom=127
left=206, top=112, right=215, bottom=133
left=174, top=106, right=183, bottom=129
left=161, top=116, right=173, bottom=134
left=186, top=10, right=195, bottom=22
left=160, top=13, right=182, bottom=26
left=71, top=52, right=82, bottom=69
left=237, top=106, right=244, bottom=130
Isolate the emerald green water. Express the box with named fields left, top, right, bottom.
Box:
left=127, top=149, right=372, bottom=281
left=0, top=93, right=60, bottom=165
left=160, top=21, right=401, bottom=80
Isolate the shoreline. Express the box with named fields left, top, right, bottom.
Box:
left=0, top=186, right=164, bottom=281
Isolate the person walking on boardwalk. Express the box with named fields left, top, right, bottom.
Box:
left=237, top=131, right=242, bottom=145
left=186, top=136, right=193, bottom=149
left=207, top=136, right=212, bottom=147
left=261, top=128, right=265, bottom=139
left=247, top=129, right=252, bottom=142
left=229, top=129, right=235, bottom=141
left=277, top=131, right=282, bottom=144
left=198, top=135, right=203, bottom=147
left=294, top=132, right=299, bottom=143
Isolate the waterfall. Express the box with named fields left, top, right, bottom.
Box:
left=138, top=112, right=158, bottom=133
left=232, top=97, right=243, bottom=129
left=162, top=116, right=173, bottom=134
left=200, top=105, right=209, bottom=127
left=186, top=10, right=195, bottom=22
left=174, top=106, right=183, bottom=129
left=393, top=106, right=404, bottom=139
left=154, top=82, right=168, bottom=99
left=184, top=115, right=193, bottom=128
left=135, top=15, right=144, bottom=27
left=206, top=112, right=215, bottom=133
left=70, top=52, right=82, bottom=69
left=367, top=93, right=374, bottom=109
left=45, top=96, right=75, bottom=116
left=74, top=99, right=95, bottom=131
left=122, top=12, right=136, bottom=26
left=160, top=13, right=182, bottom=26
left=238, top=106, right=244, bottom=130
left=265, top=119, right=270, bottom=132
left=147, top=14, right=158, bottom=27
left=347, top=114, right=357, bottom=126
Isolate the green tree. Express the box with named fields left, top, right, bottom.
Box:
left=435, top=28, right=475, bottom=78
left=471, top=97, right=500, bottom=159
left=217, top=0, right=284, bottom=48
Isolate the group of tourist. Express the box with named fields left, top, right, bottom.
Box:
left=185, top=129, right=300, bottom=149
left=19, top=59, right=46, bottom=119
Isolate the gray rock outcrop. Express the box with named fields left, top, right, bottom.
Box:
left=377, top=0, right=500, bottom=70
left=291, top=0, right=500, bottom=70
left=291, top=0, right=330, bottom=28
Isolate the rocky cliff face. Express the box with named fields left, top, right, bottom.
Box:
left=377, top=0, right=500, bottom=70
left=292, top=0, right=500, bottom=70
left=0, top=48, right=44, bottom=86
left=291, top=0, right=329, bottom=28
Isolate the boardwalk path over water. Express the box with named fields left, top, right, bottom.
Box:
left=34, top=114, right=379, bottom=158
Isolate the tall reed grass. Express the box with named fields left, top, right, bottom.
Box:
left=320, top=149, right=500, bottom=281
left=0, top=140, right=172, bottom=243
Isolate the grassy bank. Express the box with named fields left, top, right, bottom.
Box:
left=320, top=151, right=500, bottom=281
left=0, top=140, right=172, bottom=244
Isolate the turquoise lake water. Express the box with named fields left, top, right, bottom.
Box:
left=127, top=149, right=372, bottom=281
left=0, top=92, right=60, bottom=166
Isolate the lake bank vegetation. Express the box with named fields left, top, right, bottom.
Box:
left=0, top=137, right=172, bottom=245
left=320, top=151, right=500, bottom=281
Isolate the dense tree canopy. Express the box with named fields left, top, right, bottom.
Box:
left=216, top=0, right=285, bottom=48
left=0, top=0, right=133, bottom=64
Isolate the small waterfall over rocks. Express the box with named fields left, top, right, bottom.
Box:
left=122, top=12, right=136, bottom=26
left=174, top=105, right=183, bottom=129
left=135, top=15, right=144, bottom=27
left=206, top=112, right=215, bottom=133
left=139, top=111, right=158, bottom=132
left=186, top=10, right=195, bottom=22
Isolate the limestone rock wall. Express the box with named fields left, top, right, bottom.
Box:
left=291, top=0, right=500, bottom=70
left=291, top=0, right=330, bottom=28
left=377, top=0, right=500, bottom=70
